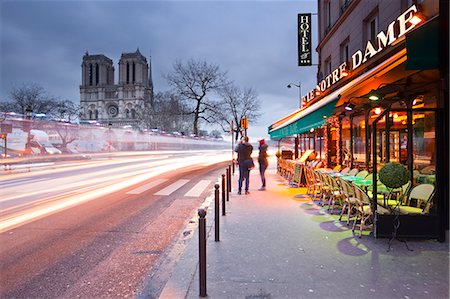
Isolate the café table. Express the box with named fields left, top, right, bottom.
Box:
left=329, top=172, right=345, bottom=177
left=352, top=179, right=373, bottom=193
left=340, top=175, right=363, bottom=182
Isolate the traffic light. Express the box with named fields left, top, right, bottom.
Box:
left=0, top=134, right=6, bottom=139
left=240, top=117, right=248, bottom=129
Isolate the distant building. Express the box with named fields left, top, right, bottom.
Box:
left=79, top=49, right=153, bottom=127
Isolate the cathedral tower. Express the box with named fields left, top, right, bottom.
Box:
left=80, top=49, right=153, bottom=127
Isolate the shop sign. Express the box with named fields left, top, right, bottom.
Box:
left=298, top=13, right=312, bottom=66
left=301, top=4, right=420, bottom=105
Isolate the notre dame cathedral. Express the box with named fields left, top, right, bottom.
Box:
left=79, top=49, right=153, bottom=127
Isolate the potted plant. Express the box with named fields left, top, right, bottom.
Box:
left=378, top=162, right=412, bottom=251
left=379, top=162, right=410, bottom=189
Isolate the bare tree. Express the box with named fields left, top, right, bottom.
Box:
left=214, top=84, right=261, bottom=141
left=147, top=91, right=192, bottom=133
left=165, top=59, right=228, bottom=135
left=3, top=83, right=56, bottom=115
left=52, top=100, right=81, bottom=122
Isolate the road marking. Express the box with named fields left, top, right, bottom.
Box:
left=154, top=179, right=189, bottom=196
left=126, top=179, right=168, bottom=195
left=0, top=178, right=48, bottom=188
left=184, top=180, right=211, bottom=197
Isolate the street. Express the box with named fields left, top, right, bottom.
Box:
left=0, top=150, right=231, bottom=298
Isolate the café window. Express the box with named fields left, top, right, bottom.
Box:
left=413, top=111, right=436, bottom=184
left=341, top=116, right=351, bottom=166
left=352, top=114, right=366, bottom=166
left=314, top=128, right=324, bottom=160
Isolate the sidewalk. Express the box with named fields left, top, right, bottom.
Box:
left=158, top=158, right=449, bottom=298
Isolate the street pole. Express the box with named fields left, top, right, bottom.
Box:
left=231, top=120, right=235, bottom=174
left=108, top=122, right=112, bottom=159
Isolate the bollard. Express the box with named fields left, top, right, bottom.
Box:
left=214, top=184, right=220, bottom=242
left=227, top=165, right=232, bottom=197
left=226, top=167, right=230, bottom=202
left=221, top=174, right=226, bottom=216
left=198, top=208, right=207, bottom=297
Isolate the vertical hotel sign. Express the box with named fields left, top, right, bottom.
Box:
left=298, top=13, right=312, bottom=66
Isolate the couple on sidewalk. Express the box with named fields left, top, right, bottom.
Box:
left=235, top=136, right=268, bottom=194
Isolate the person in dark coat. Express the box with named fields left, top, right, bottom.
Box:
left=235, top=136, right=253, bottom=194
left=258, top=139, right=269, bottom=190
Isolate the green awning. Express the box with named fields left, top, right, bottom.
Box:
left=269, top=98, right=338, bottom=139
left=406, top=17, right=439, bottom=70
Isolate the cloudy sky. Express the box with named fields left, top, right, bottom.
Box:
left=0, top=0, right=318, bottom=140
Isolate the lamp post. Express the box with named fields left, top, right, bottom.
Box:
left=108, top=122, right=112, bottom=159
left=287, top=83, right=302, bottom=159
left=287, top=82, right=302, bottom=109
left=25, top=106, right=33, bottom=155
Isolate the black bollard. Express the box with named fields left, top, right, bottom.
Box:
left=227, top=165, right=232, bottom=198
left=198, top=208, right=207, bottom=297
left=214, top=184, right=220, bottom=242
left=221, top=174, right=226, bottom=216
left=226, top=167, right=230, bottom=202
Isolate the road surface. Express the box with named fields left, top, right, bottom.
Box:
left=0, top=150, right=231, bottom=298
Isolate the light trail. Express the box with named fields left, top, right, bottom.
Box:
left=0, top=151, right=231, bottom=232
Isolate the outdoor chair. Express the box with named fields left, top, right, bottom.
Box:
left=398, top=184, right=435, bottom=215
left=332, top=165, right=342, bottom=172
left=347, top=168, right=359, bottom=176
left=326, top=175, right=344, bottom=213
left=376, top=181, right=411, bottom=208
left=318, top=172, right=334, bottom=206
left=315, top=161, right=324, bottom=169
left=352, top=185, right=391, bottom=238
left=420, top=166, right=436, bottom=175
left=340, top=167, right=351, bottom=174
left=338, top=177, right=357, bottom=225
left=356, top=170, right=369, bottom=179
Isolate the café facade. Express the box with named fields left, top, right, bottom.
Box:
left=269, top=1, right=448, bottom=241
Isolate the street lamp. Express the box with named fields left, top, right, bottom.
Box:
left=108, top=122, right=112, bottom=159
left=287, top=82, right=302, bottom=109
left=24, top=106, right=33, bottom=155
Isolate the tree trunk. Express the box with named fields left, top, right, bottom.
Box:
left=193, top=99, right=201, bottom=135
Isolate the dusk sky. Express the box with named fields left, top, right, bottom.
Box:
left=0, top=0, right=318, bottom=140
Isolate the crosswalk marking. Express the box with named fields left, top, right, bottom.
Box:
left=154, top=179, right=189, bottom=196
left=126, top=179, right=168, bottom=195
left=184, top=180, right=211, bottom=197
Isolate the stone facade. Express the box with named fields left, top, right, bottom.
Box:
left=79, top=49, right=153, bottom=127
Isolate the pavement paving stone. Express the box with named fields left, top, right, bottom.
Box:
left=157, top=158, right=449, bottom=299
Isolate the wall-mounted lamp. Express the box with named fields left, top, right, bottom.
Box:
left=409, top=12, right=424, bottom=26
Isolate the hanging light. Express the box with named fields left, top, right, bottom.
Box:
left=375, top=107, right=382, bottom=115
left=344, top=102, right=355, bottom=111
left=368, top=90, right=381, bottom=101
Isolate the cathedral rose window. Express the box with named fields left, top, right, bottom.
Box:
left=108, top=105, right=119, bottom=117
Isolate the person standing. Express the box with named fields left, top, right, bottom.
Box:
left=258, top=139, right=269, bottom=190
left=235, top=136, right=253, bottom=195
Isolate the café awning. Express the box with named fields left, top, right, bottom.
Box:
left=269, top=97, right=339, bottom=139
left=269, top=44, right=411, bottom=140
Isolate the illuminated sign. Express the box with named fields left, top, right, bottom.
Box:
left=302, top=5, right=420, bottom=105
left=298, top=14, right=312, bottom=66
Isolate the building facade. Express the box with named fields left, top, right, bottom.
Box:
left=270, top=0, right=448, bottom=240
left=80, top=49, right=153, bottom=127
